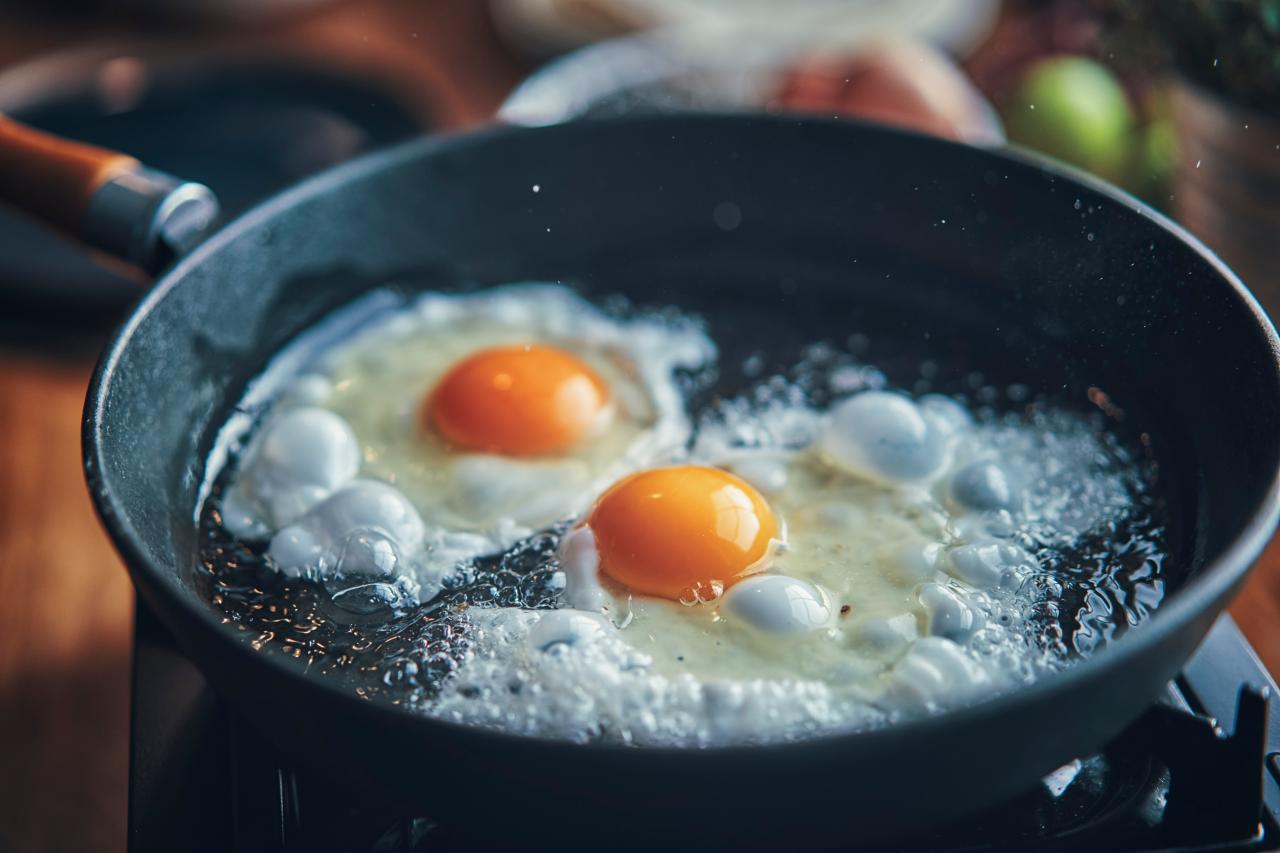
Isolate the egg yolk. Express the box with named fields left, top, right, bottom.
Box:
left=426, top=344, right=611, bottom=457
left=587, top=466, right=779, bottom=600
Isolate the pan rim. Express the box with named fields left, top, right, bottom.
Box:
left=83, top=112, right=1280, bottom=760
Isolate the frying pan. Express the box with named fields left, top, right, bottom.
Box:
left=3, top=112, right=1278, bottom=848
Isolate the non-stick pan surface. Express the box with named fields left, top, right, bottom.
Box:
left=84, top=115, right=1280, bottom=849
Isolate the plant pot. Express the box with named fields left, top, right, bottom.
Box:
left=1171, top=81, right=1280, bottom=315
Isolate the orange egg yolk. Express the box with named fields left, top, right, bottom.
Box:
left=586, top=466, right=779, bottom=601
left=426, top=344, right=610, bottom=456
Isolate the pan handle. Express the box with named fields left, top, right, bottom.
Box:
left=0, top=115, right=219, bottom=275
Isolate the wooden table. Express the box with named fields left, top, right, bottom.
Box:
left=1, top=6, right=1278, bottom=852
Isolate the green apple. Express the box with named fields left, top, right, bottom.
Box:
left=1003, top=57, right=1136, bottom=182
left=1132, top=117, right=1178, bottom=205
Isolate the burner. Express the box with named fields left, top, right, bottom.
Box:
left=893, top=689, right=1270, bottom=852
left=129, top=609, right=1280, bottom=852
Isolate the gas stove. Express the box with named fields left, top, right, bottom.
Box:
left=128, top=603, right=1280, bottom=852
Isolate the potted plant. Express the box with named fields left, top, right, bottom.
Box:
left=1102, top=0, right=1280, bottom=312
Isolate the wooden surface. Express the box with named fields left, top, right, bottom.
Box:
left=0, top=5, right=1278, bottom=853
left=0, top=358, right=133, bottom=853
left=1232, top=539, right=1280, bottom=672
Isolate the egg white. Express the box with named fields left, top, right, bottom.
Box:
left=221, top=284, right=714, bottom=598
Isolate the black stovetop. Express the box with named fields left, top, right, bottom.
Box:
left=128, top=604, right=1280, bottom=852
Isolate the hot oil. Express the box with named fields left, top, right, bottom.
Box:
left=196, top=289, right=1169, bottom=725
left=198, top=501, right=566, bottom=704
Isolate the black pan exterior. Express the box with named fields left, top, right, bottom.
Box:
left=84, top=116, right=1280, bottom=848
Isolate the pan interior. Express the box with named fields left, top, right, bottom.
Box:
left=191, top=245, right=1174, bottom=742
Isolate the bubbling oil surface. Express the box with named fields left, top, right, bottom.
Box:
left=197, top=296, right=1168, bottom=734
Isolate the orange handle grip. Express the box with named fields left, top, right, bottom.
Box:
left=0, top=114, right=140, bottom=235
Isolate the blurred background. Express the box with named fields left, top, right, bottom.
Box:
left=0, top=1, right=1275, bottom=850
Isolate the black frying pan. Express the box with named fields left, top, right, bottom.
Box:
left=4, top=113, right=1278, bottom=849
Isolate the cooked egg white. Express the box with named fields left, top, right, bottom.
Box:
left=220, top=284, right=714, bottom=599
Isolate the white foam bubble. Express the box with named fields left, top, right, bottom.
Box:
left=819, top=391, right=950, bottom=485
left=721, top=575, right=836, bottom=635
left=224, top=407, right=360, bottom=536
left=269, top=479, right=424, bottom=574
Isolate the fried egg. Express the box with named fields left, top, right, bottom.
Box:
left=220, top=285, right=713, bottom=598
left=428, top=388, right=1145, bottom=744
left=546, top=392, right=999, bottom=686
